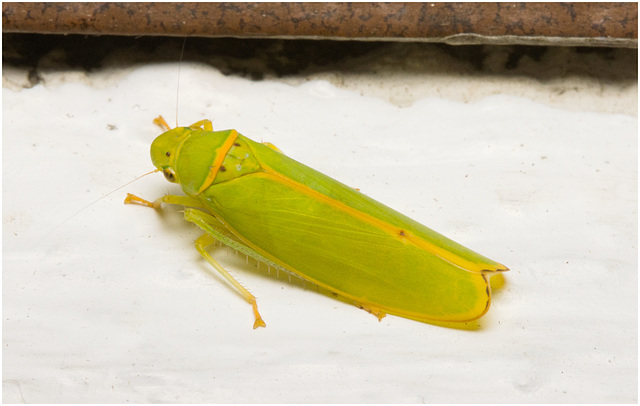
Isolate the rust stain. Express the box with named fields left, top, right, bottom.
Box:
left=2, top=3, right=637, bottom=47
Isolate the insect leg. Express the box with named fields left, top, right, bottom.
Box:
left=194, top=233, right=266, bottom=329
left=183, top=208, right=299, bottom=329
left=153, top=116, right=172, bottom=131
left=124, top=193, right=206, bottom=209
left=357, top=304, right=387, bottom=322
left=188, top=119, right=213, bottom=131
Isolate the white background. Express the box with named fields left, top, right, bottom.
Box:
left=3, top=61, right=637, bottom=402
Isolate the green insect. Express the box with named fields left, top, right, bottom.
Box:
left=127, top=116, right=509, bottom=328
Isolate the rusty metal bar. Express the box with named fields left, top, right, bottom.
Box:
left=2, top=2, right=637, bottom=47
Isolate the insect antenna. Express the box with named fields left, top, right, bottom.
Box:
left=175, top=37, right=187, bottom=127
left=38, top=169, right=159, bottom=242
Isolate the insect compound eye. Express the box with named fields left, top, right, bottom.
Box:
left=165, top=151, right=171, bottom=157
left=163, top=168, right=177, bottom=183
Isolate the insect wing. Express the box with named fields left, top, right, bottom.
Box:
left=199, top=136, right=506, bottom=323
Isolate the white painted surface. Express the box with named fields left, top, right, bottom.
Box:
left=3, top=62, right=637, bottom=402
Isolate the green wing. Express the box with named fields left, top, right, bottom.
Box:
left=198, top=137, right=507, bottom=323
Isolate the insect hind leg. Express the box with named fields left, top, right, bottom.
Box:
left=194, top=233, right=266, bottom=329
left=183, top=208, right=270, bottom=329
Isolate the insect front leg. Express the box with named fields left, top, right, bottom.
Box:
left=124, top=193, right=205, bottom=209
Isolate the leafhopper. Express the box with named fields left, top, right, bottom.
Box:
left=127, top=116, right=508, bottom=328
